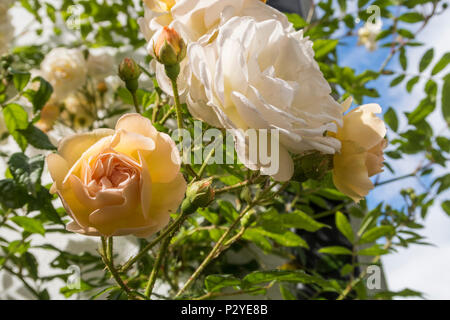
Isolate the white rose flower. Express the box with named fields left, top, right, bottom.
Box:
left=87, top=51, right=115, bottom=80
left=187, top=17, right=343, bottom=181
left=357, top=21, right=382, bottom=52
left=139, top=0, right=290, bottom=95
left=41, top=48, right=88, bottom=102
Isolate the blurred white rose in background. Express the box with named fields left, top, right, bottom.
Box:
left=357, top=20, right=382, bottom=52
left=40, top=47, right=88, bottom=102
left=87, top=51, right=115, bottom=80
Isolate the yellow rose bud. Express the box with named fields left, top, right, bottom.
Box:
left=47, top=113, right=187, bottom=237
left=153, top=26, right=186, bottom=66
left=332, top=99, right=387, bottom=202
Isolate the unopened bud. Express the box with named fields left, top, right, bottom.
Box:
left=97, top=81, right=108, bottom=94
left=181, top=178, right=215, bottom=215
left=118, top=58, right=141, bottom=93
left=153, top=27, right=186, bottom=66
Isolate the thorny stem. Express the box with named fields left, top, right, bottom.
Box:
left=119, top=213, right=187, bottom=273
left=145, top=235, right=171, bottom=298
left=100, top=237, right=140, bottom=300
left=175, top=178, right=277, bottom=298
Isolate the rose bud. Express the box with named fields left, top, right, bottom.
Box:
left=118, top=57, right=142, bottom=93
left=153, top=26, right=186, bottom=66
left=181, top=178, right=215, bottom=215
left=97, top=81, right=108, bottom=94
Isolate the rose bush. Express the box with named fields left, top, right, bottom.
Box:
left=47, top=113, right=186, bottom=237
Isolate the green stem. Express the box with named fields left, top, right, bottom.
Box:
left=375, top=173, right=415, bottom=187
left=197, top=148, right=215, bottom=178
left=170, top=79, right=183, bottom=130
left=101, top=237, right=138, bottom=300
left=174, top=205, right=253, bottom=298
left=131, top=91, right=141, bottom=114
left=120, top=213, right=187, bottom=273
left=145, top=234, right=171, bottom=298
left=175, top=178, right=276, bottom=298
left=169, top=78, right=199, bottom=179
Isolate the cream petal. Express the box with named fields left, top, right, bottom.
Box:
left=338, top=104, right=386, bottom=150
left=138, top=151, right=153, bottom=220
left=143, top=132, right=182, bottom=183
left=58, top=129, right=114, bottom=167
left=112, top=129, right=156, bottom=158
left=47, top=153, right=70, bottom=192
left=66, top=221, right=101, bottom=237
left=69, top=175, right=124, bottom=209
left=88, top=175, right=141, bottom=236
left=333, top=141, right=374, bottom=202
left=115, top=113, right=158, bottom=139
left=231, top=91, right=269, bottom=129
left=261, top=145, right=294, bottom=182
left=148, top=172, right=187, bottom=219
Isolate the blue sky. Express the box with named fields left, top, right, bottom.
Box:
left=334, top=4, right=450, bottom=299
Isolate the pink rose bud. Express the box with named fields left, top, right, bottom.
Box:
left=153, top=27, right=186, bottom=66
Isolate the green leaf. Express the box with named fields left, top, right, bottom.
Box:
left=399, top=47, right=407, bottom=70
left=8, top=153, right=44, bottom=196
left=358, top=244, right=390, bottom=256
left=431, top=52, right=450, bottom=75
left=407, top=98, right=435, bottom=124
left=419, top=48, right=434, bottom=72
left=442, top=200, right=450, bottom=216
left=406, top=76, right=420, bottom=93
left=279, top=284, right=296, bottom=300
left=359, top=226, right=394, bottom=244
left=242, top=229, right=272, bottom=251
left=243, top=270, right=326, bottom=287
left=358, top=0, right=371, bottom=8
left=11, top=216, right=45, bottom=235
left=335, top=211, right=354, bottom=243
left=3, top=103, right=29, bottom=151
left=384, top=107, right=398, bottom=131
left=318, top=246, right=353, bottom=255
left=281, top=210, right=328, bottom=232
left=285, top=13, right=307, bottom=29
left=398, top=12, right=424, bottom=23
left=18, top=125, right=56, bottom=150
left=3, top=103, right=29, bottom=131
left=313, top=39, right=339, bottom=59
left=0, top=179, right=28, bottom=209
left=390, top=74, right=405, bottom=87
left=442, top=74, right=450, bottom=123
left=12, top=71, right=31, bottom=92
left=253, top=228, right=309, bottom=248
left=205, top=275, right=241, bottom=293
left=26, top=77, right=53, bottom=113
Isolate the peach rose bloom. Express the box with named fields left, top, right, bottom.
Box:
left=47, top=113, right=186, bottom=237
left=333, top=98, right=387, bottom=202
